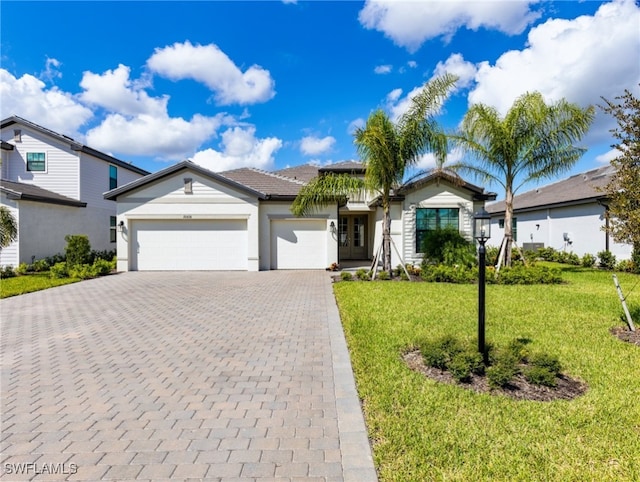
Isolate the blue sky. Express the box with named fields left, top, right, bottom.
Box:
left=1, top=1, right=639, bottom=199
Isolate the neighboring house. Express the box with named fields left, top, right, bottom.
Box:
left=486, top=165, right=632, bottom=260
left=105, top=160, right=496, bottom=271
left=0, top=116, right=149, bottom=266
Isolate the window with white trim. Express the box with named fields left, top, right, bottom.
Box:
left=27, top=152, right=46, bottom=172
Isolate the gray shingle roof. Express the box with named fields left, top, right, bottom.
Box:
left=273, top=164, right=321, bottom=183
left=486, top=165, right=614, bottom=214
left=219, top=168, right=306, bottom=197
left=1, top=179, right=87, bottom=207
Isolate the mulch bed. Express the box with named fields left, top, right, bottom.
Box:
left=610, top=326, right=640, bottom=346
left=403, top=349, right=587, bottom=402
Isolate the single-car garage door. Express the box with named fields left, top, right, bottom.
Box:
left=270, top=219, right=326, bottom=269
left=131, top=219, right=248, bottom=271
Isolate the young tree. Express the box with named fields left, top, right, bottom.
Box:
left=0, top=206, right=18, bottom=248
left=450, top=92, right=595, bottom=266
left=600, top=87, right=640, bottom=270
left=291, top=74, right=458, bottom=272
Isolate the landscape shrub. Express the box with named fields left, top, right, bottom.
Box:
left=0, top=265, right=16, bottom=279
left=418, top=334, right=464, bottom=370
left=528, top=352, right=562, bottom=375
left=496, top=265, right=563, bottom=285
left=355, top=269, right=370, bottom=281
left=597, top=250, right=617, bottom=270
left=50, top=262, right=69, bottom=279
left=44, top=253, right=66, bottom=266
left=65, top=235, right=91, bottom=267
left=90, top=249, right=116, bottom=263
left=420, top=264, right=477, bottom=284
left=485, top=245, right=500, bottom=266
left=524, top=365, right=558, bottom=387
left=616, top=259, right=636, bottom=273
left=16, top=262, right=29, bottom=275
left=377, top=270, right=390, bottom=280
left=68, top=264, right=98, bottom=280
left=449, top=350, right=485, bottom=383
left=537, top=247, right=556, bottom=261
left=340, top=271, right=353, bottom=281
left=581, top=253, right=596, bottom=268
left=421, top=227, right=476, bottom=267
left=92, top=258, right=114, bottom=276
left=31, top=259, right=50, bottom=272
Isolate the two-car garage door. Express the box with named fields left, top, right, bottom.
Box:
left=131, top=219, right=247, bottom=271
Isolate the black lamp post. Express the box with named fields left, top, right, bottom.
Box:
left=473, top=208, right=491, bottom=364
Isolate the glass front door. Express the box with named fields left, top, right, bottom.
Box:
left=338, top=215, right=368, bottom=260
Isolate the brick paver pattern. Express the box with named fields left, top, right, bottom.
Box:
left=0, top=271, right=376, bottom=481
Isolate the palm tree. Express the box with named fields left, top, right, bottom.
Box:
left=0, top=206, right=18, bottom=248
left=292, top=73, right=458, bottom=272
left=450, top=92, right=595, bottom=266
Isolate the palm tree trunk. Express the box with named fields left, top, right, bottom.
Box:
left=503, top=188, right=514, bottom=267
left=383, top=202, right=392, bottom=272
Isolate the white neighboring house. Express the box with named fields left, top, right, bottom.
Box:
left=0, top=116, right=149, bottom=267
left=486, top=165, right=632, bottom=260
left=105, top=160, right=496, bottom=271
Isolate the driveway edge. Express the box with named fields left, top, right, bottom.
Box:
left=325, top=277, right=378, bottom=482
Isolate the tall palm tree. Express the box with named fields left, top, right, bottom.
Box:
left=292, top=73, right=458, bottom=272
left=450, top=92, right=595, bottom=266
left=0, top=206, right=18, bottom=248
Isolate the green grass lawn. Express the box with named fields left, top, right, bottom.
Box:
left=0, top=273, right=80, bottom=298
left=334, top=265, right=640, bottom=481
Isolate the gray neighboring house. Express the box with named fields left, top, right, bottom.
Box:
left=486, top=165, right=632, bottom=260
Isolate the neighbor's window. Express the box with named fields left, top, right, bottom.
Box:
left=26, top=152, right=46, bottom=172
left=109, top=165, right=117, bottom=190
left=416, top=207, right=459, bottom=252
left=498, top=218, right=518, bottom=242
left=110, top=216, right=117, bottom=243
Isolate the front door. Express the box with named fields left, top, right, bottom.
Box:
left=338, top=215, right=368, bottom=260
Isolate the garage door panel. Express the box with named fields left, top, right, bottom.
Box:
left=132, top=219, right=247, bottom=271
left=271, top=220, right=326, bottom=269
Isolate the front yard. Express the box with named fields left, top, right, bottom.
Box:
left=334, top=265, right=640, bottom=481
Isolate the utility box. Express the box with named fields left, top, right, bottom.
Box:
left=523, top=242, right=545, bottom=252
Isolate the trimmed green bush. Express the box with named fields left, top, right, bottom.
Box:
left=0, top=265, right=16, bottom=279
left=355, top=269, right=371, bottom=281
left=421, top=227, right=476, bottom=267
left=420, top=264, right=477, bottom=283
left=50, top=262, right=69, bottom=279
left=340, top=271, right=353, bottom=281
left=529, top=352, right=562, bottom=375
left=31, top=259, right=50, bottom=272
left=68, top=263, right=98, bottom=280
left=486, top=360, right=519, bottom=389
left=65, top=234, right=91, bottom=267
left=495, top=265, right=563, bottom=285
left=597, top=250, right=616, bottom=270
left=377, top=270, right=390, bottom=280
left=524, top=366, right=558, bottom=387
left=92, top=258, right=114, bottom=277
left=16, top=262, right=29, bottom=275
left=581, top=253, right=596, bottom=268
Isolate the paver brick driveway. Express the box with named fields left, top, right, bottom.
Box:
left=1, top=271, right=377, bottom=481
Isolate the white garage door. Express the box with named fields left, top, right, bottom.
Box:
left=132, top=219, right=247, bottom=271
left=271, top=219, right=327, bottom=269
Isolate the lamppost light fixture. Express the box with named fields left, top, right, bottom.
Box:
left=473, top=208, right=491, bottom=243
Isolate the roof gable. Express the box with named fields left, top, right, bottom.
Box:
left=104, top=160, right=267, bottom=200
left=1, top=116, right=149, bottom=176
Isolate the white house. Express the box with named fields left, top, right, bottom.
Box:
left=105, top=160, right=496, bottom=271
left=486, top=165, right=632, bottom=260
left=0, top=116, right=149, bottom=266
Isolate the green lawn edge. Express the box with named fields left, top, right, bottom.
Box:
left=0, top=273, right=81, bottom=298
left=334, top=265, right=640, bottom=481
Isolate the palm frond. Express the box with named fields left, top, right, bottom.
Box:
left=290, top=173, right=366, bottom=217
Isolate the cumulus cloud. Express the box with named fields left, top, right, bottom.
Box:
left=468, top=0, right=640, bottom=142
left=191, top=126, right=283, bottom=172
left=0, top=69, right=93, bottom=137
left=374, top=64, right=393, bottom=74
left=41, top=57, right=62, bottom=82
left=595, top=148, right=620, bottom=164
left=85, top=113, right=225, bottom=160
left=147, top=41, right=275, bottom=105
left=300, top=135, right=336, bottom=156
left=433, top=53, right=476, bottom=90
left=80, top=64, right=168, bottom=116
left=347, top=118, right=365, bottom=135
left=359, top=0, right=541, bottom=51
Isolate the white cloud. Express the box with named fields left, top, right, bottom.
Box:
left=191, top=126, right=282, bottom=172
left=468, top=0, right=640, bottom=143
left=415, top=147, right=464, bottom=171
left=595, top=148, right=619, bottom=164
left=0, top=69, right=93, bottom=137
left=348, top=118, right=365, bottom=135
left=432, top=53, right=476, bottom=90
left=300, top=135, right=336, bottom=156
left=79, top=64, right=168, bottom=116
left=359, top=0, right=541, bottom=51
left=407, top=60, right=418, bottom=69
left=147, top=40, right=275, bottom=105
left=85, top=113, right=225, bottom=160
left=41, top=57, right=62, bottom=82
left=374, top=64, right=393, bottom=74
